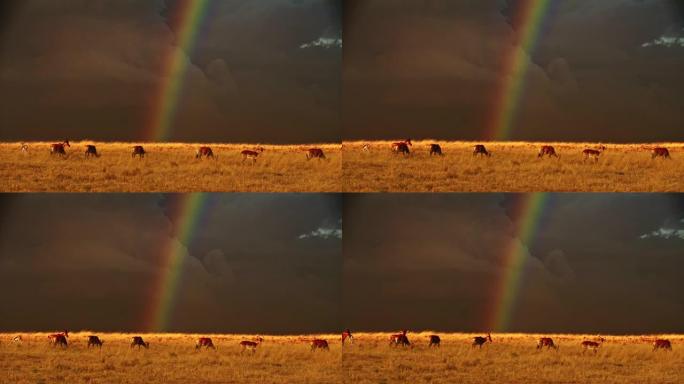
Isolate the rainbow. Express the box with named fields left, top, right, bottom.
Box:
left=143, top=194, right=211, bottom=332
left=487, top=193, right=549, bottom=332
left=145, top=0, right=211, bottom=142
left=486, top=0, right=552, bottom=140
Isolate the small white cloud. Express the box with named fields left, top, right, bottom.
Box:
left=639, top=227, right=684, bottom=240
left=300, top=37, right=342, bottom=49
left=298, top=227, right=342, bottom=240
left=641, top=30, right=684, bottom=48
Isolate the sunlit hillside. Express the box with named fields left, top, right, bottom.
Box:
left=0, top=332, right=341, bottom=384
left=0, top=142, right=341, bottom=192
left=343, top=141, right=684, bottom=192
left=343, top=332, right=683, bottom=384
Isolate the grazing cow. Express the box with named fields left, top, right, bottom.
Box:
left=473, top=145, right=491, bottom=157
left=52, top=334, right=68, bottom=348
left=653, top=339, right=672, bottom=351
left=48, top=330, right=69, bottom=344
left=389, top=330, right=408, bottom=346
left=342, top=329, right=353, bottom=346
left=239, top=340, right=261, bottom=353
left=393, top=142, right=410, bottom=155
left=85, top=145, right=100, bottom=158
left=310, top=339, right=329, bottom=351
left=131, top=336, right=149, bottom=349
left=537, top=337, right=558, bottom=350
left=391, top=139, right=412, bottom=152
left=651, top=147, right=671, bottom=159
left=241, top=148, right=263, bottom=163
left=132, top=146, right=146, bottom=159
left=50, top=141, right=70, bottom=157
left=582, top=147, right=604, bottom=162
left=472, top=334, right=492, bottom=348
left=306, top=148, right=326, bottom=160
left=429, top=144, right=443, bottom=156
left=196, top=146, right=215, bottom=159
left=12, top=336, right=22, bottom=345
left=196, top=337, right=215, bottom=350
left=20, top=144, right=29, bottom=154
left=362, top=144, right=371, bottom=152
left=87, top=335, right=103, bottom=348
left=581, top=340, right=602, bottom=353
left=538, top=145, right=558, bottom=158
left=429, top=335, right=441, bottom=348
left=389, top=330, right=411, bottom=347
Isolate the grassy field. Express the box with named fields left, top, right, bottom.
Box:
left=0, top=142, right=341, bottom=192
left=0, top=332, right=341, bottom=384
left=343, top=332, right=683, bottom=384
left=343, top=141, right=684, bottom=192
left=2, top=332, right=680, bottom=383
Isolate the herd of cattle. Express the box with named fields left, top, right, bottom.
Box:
left=6, top=330, right=674, bottom=354
left=375, top=139, right=673, bottom=161
left=20, top=141, right=328, bottom=162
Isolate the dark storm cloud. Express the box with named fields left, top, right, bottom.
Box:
left=343, top=0, right=684, bottom=142
left=0, top=0, right=341, bottom=143
left=342, top=194, right=684, bottom=334
left=0, top=194, right=341, bottom=333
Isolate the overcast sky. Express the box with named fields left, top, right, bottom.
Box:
left=343, top=194, right=684, bottom=334
left=0, top=0, right=341, bottom=143
left=344, top=0, right=684, bottom=142
left=0, top=194, right=342, bottom=333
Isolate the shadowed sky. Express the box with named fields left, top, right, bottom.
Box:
left=343, top=194, right=684, bottom=334
left=1, top=193, right=683, bottom=334
left=0, top=0, right=341, bottom=143
left=343, top=0, right=684, bottom=142
left=0, top=194, right=342, bottom=333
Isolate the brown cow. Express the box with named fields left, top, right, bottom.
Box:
left=196, top=146, right=215, bottom=159
left=473, top=144, right=491, bottom=157
left=429, top=335, right=441, bottom=348
left=583, top=147, right=605, bottom=162
left=239, top=339, right=262, bottom=353
left=241, top=147, right=264, bottom=163
left=306, top=148, right=326, bottom=160
left=85, top=145, right=100, bottom=158
left=581, top=340, right=602, bottom=353
left=653, top=339, right=672, bottom=351
left=48, top=330, right=69, bottom=344
left=472, top=333, right=492, bottom=348
left=342, top=329, right=353, bottom=346
left=87, top=335, right=103, bottom=348
left=651, top=147, right=671, bottom=159
left=391, top=139, right=412, bottom=152
left=310, top=339, right=329, bottom=351
left=131, top=336, right=149, bottom=349
left=537, top=337, right=558, bottom=350
left=132, top=146, right=146, bottom=159
left=429, top=144, right=443, bottom=156
left=538, top=145, right=558, bottom=158
left=52, top=334, right=68, bottom=348
left=196, top=337, right=215, bottom=350
left=50, top=141, right=70, bottom=157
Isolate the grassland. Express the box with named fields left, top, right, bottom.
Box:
left=343, top=141, right=684, bottom=192
left=344, top=332, right=683, bottom=384
left=0, top=142, right=341, bottom=192
left=0, top=332, right=341, bottom=384
left=2, top=332, right=680, bottom=383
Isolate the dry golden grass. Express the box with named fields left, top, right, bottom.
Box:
left=343, top=332, right=684, bottom=384
left=0, top=332, right=341, bottom=384
left=3, top=332, right=680, bottom=383
left=0, top=142, right=341, bottom=192
left=343, top=141, right=684, bottom=192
